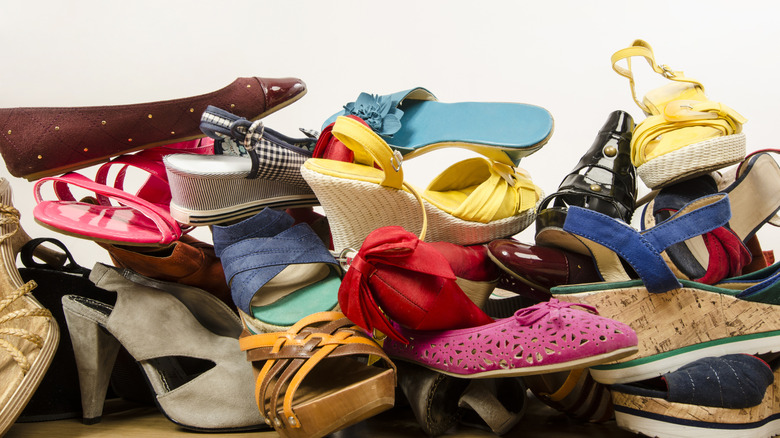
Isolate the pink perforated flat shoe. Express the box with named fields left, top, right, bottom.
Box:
left=383, top=299, right=638, bottom=378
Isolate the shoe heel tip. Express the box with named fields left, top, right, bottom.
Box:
left=82, top=416, right=102, bottom=425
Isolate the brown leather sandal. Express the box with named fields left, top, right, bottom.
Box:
left=239, top=311, right=396, bottom=438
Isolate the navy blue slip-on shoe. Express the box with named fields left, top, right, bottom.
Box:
left=611, top=353, right=778, bottom=438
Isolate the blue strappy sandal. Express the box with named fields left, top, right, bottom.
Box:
left=551, top=194, right=780, bottom=385
left=323, top=88, right=553, bottom=165
left=212, top=208, right=341, bottom=333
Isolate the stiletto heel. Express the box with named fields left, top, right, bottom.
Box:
left=61, top=299, right=121, bottom=424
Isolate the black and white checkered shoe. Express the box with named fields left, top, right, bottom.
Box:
left=163, top=106, right=319, bottom=226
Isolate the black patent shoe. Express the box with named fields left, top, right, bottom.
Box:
left=535, top=110, right=636, bottom=252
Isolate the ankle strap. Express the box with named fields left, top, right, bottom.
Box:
left=611, top=39, right=703, bottom=112
left=563, top=193, right=731, bottom=293
left=332, top=116, right=429, bottom=240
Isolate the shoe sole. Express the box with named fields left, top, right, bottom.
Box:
left=637, top=133, right=746, bottom=189
left=554, top=281, right=780, bottom=385
left=170, top=195, right=319, bottom=226
left=301, top=164, right=536, bottom=252
left=391, top=345, right=639, bottom=380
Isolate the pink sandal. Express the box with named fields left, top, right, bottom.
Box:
left=383, top=299, right=638, bottom=378
left=32, top=140, right=210, bottom=246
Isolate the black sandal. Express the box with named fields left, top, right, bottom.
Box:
left=535, top=110, right=636, bottom=252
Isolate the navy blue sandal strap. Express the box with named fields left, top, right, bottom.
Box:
left=563, top=194, right=732, bottom=293
left=220, top=224, right=339, bottom=312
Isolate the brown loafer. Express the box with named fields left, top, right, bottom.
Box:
left=487, top=239, right=600, bottom=294
left=0, top=77, right=306, bottom=180
left=98, top=234, right=233, bottom=309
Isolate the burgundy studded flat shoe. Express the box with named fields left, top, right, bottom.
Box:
left=0, top=77, right=306, bottom=180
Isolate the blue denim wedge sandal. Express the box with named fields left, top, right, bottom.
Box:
left=212, top=207, right=341, bottom=334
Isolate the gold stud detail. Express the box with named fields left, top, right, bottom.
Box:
left=604, top=146, right=617, bottom=157
left=148, top=114, right=153, bottom=119
left=6, top=130, right=10, bottom=135
left=590, top=184, right=602, bottom=192
left=128, top=138, right=133, bottom=142
left=230, top=104, right=235, bottom=108
left=189, top=108, right=194, bottom=112
left=54, top=126, right=60, bottom=131
left=247, top=84, right=251, bottom=88
left=37, top=155, right=42, bottom=159
left=83, top=148, right=88, bottom=152
left=171, top=131, right=175, bottom=135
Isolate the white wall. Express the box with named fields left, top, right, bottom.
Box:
left=2, top=0, right=779, bottom=267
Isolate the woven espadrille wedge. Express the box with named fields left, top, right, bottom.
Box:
left=301, top=116, right=541, bottom=252
left=552, top=193, right=780, bottom=385
left=611, top=39, right=747, bottom=189
left=0, top=178, right=59, bottom=436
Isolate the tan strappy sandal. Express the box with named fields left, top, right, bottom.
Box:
left=239, top=311, right=396, bottom=438
left=0, top=178, right=59, bottom=436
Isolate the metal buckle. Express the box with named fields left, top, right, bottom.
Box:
left=659, top=64, right=676, bottom=79
left=337, top=247, right=358, bottom=272
left=390, top=150, right=403, bottom=172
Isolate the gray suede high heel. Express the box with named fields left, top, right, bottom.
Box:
left=62, top=263, right=265, bottom=431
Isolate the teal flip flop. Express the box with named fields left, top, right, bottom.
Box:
left=323, top=88, right=553, bottom=165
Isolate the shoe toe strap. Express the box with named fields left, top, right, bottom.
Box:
left=563, top=194, right=731, bottom=293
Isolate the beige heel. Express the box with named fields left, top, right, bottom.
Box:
left=61, top=299, right=121, bottom=424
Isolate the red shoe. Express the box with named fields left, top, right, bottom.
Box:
left=339, top=226, right=494, bottom=343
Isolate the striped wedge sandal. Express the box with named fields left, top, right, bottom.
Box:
left=165, top=106, right=319, bottom=226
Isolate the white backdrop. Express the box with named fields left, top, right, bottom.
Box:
left=2, top=0, right=779, bottom=267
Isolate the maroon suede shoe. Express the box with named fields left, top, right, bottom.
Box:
left=487, top=239, right=601, bottom=295
left=0, top=77, right=306, bottom=180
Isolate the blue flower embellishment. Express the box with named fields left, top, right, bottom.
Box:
left=343, top=93, right=404, bottom=136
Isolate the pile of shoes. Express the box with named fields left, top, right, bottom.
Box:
left=0, top=39, right=777, bottom=438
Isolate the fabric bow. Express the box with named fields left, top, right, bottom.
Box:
left=339, top=226, right=491, bottom=343
left=514, top=299, right=598, bottom=327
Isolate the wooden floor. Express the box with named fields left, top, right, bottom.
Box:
left=6, top=396, right=637, bottom=438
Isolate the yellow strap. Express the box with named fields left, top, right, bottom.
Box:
left=544, top=369, right=585, bottom=402
left=451, top=162, right=540, bottom=223
left=631, top=103, right=746, bottom=165
left=611, top=39, right=703, bottom=112
left=329, top=116, right=429, bottom=240
left=331, top=117, right=403, bottom=189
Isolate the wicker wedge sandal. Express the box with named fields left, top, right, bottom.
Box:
left=239, top=311, right=396, bottom=438
left=611, top=39, right=747, bottom=188
left=301, top=116, right=541, bottom=251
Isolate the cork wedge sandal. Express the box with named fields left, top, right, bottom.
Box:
left=239, top=311, right=396, bottom=438
left=553, top=193, right=780, bottom=384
